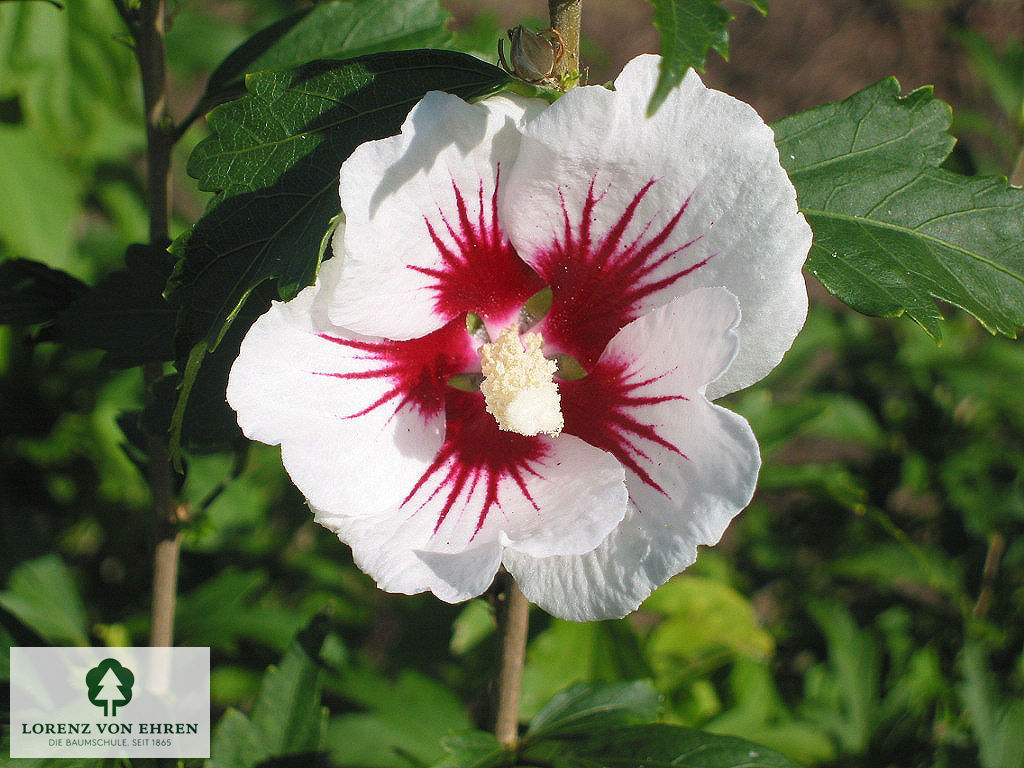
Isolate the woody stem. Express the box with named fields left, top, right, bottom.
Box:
left=549, top=0, right=583, bottom=86
left=493, top=571, right=530, bottom=747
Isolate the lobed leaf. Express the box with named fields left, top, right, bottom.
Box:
left=204, top=0, right=453, bottom=105
left=775, top=78, right=1024, bottom=339
left=167, top=50, right=509, bottom=454
left=643, top=0, right=766, bottom=116
left=57, top=244, right=176, bottom=368
left=0, top=259, right=86, bottom=326
left=208, top=617, right=330, bottom=768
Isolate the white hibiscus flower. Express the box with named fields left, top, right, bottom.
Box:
left=227, top=55, right=811, bottom=622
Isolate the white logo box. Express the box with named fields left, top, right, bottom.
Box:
left=10, top=647, right=210, bottom=759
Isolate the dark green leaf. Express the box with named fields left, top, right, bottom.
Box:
left=167, top=50, right=508, bottom=457
left=144, top=287, right=276, bottom=453
left=0, top=554, right=88, bottom=646
left=205, top=0, right=453, bottom=102
left=642, top=0, right=732, bottom=116
left=252, top=623, right=329, bottom=755
left=0, top=258, right=86, bottom=325
left=56, top=244, right=176, bottom=367
left=525, top=681, right=662, bottom=741
left=524, top=723, right=801, bottom=768
left=775, top=78, right=1024, bottom=339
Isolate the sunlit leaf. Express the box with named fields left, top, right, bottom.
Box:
left=775, top=79, right=1024, bottom=339
left=0, top=554, right=88, bottom=646
left=525, top=681, right=662, bottom=741
left=205, top=0, right=453, bottom=103
left=521, top=620, right=651, bottom=719
left=644, top=576, right=774, bottom=689
left=0, top=127, right=81, bottom=272
left=642, top=0, right=766, bottom=116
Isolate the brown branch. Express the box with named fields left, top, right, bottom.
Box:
left=548, top=0, right=583, bottom=87
left=493, top=572, right=530, bottom=747
left=129, top=0, right=183, bottom=648
left=972, top=532, right=1005, bottom=619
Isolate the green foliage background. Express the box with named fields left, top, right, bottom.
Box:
left=1, top=2, right=1023, bottom=767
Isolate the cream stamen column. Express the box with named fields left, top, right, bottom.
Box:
left=479, top=327, right=563, bottom=437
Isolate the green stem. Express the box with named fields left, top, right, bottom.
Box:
left=548, top=0, right=583, bottom=87
left=494, top=573, right=530, bottom=747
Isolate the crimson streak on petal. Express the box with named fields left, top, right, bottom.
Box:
left=316, top=319, right=477, bottom=421
left=561, top=353, right=688, bottom=496
left=534, top=178, right=710, bottom=368
left=403, top=389, right=548, bottom=539
left=412, top=173, right=544, bottom=328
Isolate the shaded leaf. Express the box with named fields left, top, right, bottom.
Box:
left=0, top=258, right=85, bottom=326
left=174, top=567, right=308, bottom=653
left=801, top=599, right=880, bottom=753
left=144, top=287, right=276, bottom=453
left=643, top=0, right=765, bottom=115
left=0, top=554, right=88, bottom=646
left=525, top=681, right=662, bottom=741
left=205, top=0, right=453, bottom=102
left=705, top=659, right=836, bottom=765
left=775, top=78, right=1024, bottom=339
left=167, top=50, right=509, bottom=455
left=209, top=617, right=330, bottom=768
left=57, top=244, right=176, bottom=367
left=958, top=642, right=1024, bottom=768
left=524, top=723, right=801, bottom=768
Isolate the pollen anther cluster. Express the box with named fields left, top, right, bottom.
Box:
left=479, top=327, right=563, bottom=437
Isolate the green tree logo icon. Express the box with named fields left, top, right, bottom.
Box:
left=86, top=658, right=134, bottom=716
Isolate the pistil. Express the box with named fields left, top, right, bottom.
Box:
left=479, top=327, right=563, bottom=437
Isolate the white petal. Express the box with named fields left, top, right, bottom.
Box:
left=326, top=92, right=546, bottom=340
left=226, top=280, right=475, bottom=517
left=503, top=54, right=810, bottom=397
left=505, top=288, right=760, bottom=621
left=312, top=392, right=627, bottom=604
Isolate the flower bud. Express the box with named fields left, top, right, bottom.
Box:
left=504, top=25, right=557, bottom=83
